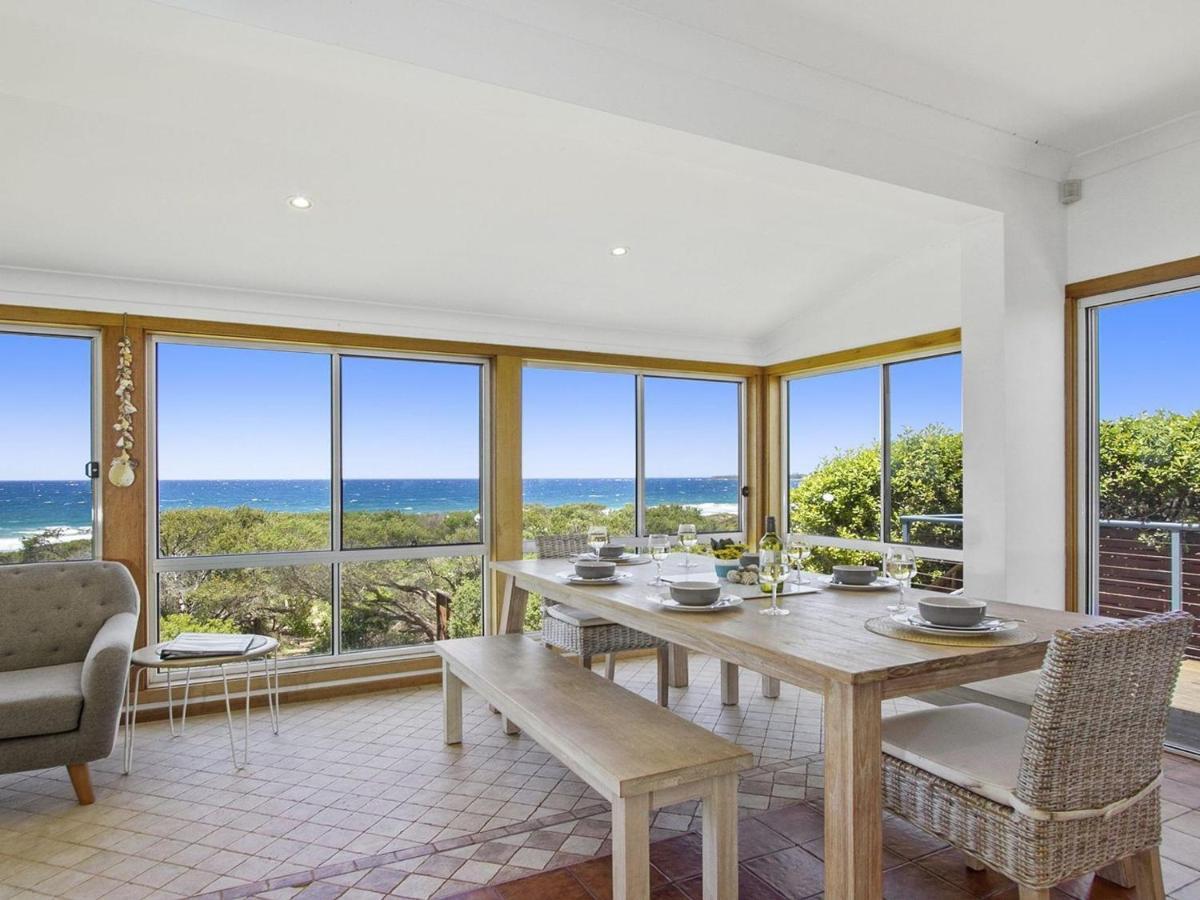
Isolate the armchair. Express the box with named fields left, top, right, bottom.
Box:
left=0, top=561, right=140, bottom=804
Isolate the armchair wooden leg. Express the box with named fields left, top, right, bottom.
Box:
left=66, top=763, right=94, bottom=805
left=1132, top=847, right=1165, bottom=900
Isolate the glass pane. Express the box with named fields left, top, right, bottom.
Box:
left=888, top=354, right=963, bottom=548
left=522, top=368, right=635, bottom=539
left=158, top=564, right=332, bottom=657
left=1094, top=289, right=1200, bottom=751
left=787, top=367, right=881, bottom=541
left=156, top=343, right=332, bottom=557
left=340, top=556, right=484, bottom=651
left=0, top=332, right=94, bottom=564
left=644, top=377, right=740, bottom=534
left=341, top=357, right=482, bottom=548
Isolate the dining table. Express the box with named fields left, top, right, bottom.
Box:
left=490, top=553, right=1105, bottom=899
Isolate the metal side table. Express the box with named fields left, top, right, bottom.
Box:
left=124, top=636, right=280, bottom=773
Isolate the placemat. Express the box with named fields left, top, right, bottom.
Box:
left=864, top=615, right=1039, bottom=647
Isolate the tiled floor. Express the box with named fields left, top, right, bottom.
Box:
left=1, top=651, right=1200, bottom=898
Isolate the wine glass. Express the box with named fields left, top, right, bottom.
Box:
left=786, top=533, right=811, bottom=584
left=759, top=546, right=790, bottom=616
left=587, top=525, right=608, bottom=560
left=678, top=524, right=697, bottom=570
left=885, top=545, right=917, bottom=612
left=649, top=533, right=670, bottom=585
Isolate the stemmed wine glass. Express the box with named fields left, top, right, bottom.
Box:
left=587, top=525, right=608, bottom=560
left=785, top=533, right=811, bottom=584
left=649, top=534, right=670, bottom=585
left=885, top=545, right=917, bottom=612
left=759, top=545, right=789, bottom=616
left=677, top=524, right=697, bottom=570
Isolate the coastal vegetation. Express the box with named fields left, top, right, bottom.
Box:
left=4, top=411, right=1193, bottom=652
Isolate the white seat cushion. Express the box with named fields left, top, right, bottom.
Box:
left=544, top=605, right=613, bottom=628
left=881, top=703, right=1029, bottom=807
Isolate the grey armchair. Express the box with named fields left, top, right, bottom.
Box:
left=0, top=561, right=139, bottom=804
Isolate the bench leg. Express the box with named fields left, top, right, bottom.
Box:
left=442, top=663, right=463, bottom=745
left=720, top=661, right=739, bottom=706
left=612, top=793, right=651, bottom=900
left=761, top=675, right=780, bottom=698
left=502, top=716, right=520, bottom=735
left=656, top=645, right=670, bottom=707
left=702, top=774, right=738, bottom=900
left=668, top=644, right=689, bottom=687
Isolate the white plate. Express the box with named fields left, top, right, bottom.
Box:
left=905, top=613, right=1008, bottom=633
left=558, top=571, right=632, bottom=585
left=817, top=574, right=899, bottom=591
left=891, top=612, right=1019, bottom=636
left=660, top=596, right=744, bottom=612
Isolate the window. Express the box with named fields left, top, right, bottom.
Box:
left=785, top=351, right=962, bottom=589
left=522, top=366, right=744, bottom=542
left=1080, top=280, right=1200, bottom=751
left=152, top=338, right=487, bottom=661
left=0, top=328, right=98, bottom=565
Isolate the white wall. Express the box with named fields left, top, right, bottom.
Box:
left=1069, top=141, right=1200, bottom=282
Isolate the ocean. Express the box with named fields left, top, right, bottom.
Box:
left=0, top=478, right=740, bottom=548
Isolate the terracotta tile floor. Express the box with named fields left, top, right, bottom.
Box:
left=1, top=650, right=1199, bottom=898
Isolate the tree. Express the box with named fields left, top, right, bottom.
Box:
left=1098, top=410, right=1200, bottom=524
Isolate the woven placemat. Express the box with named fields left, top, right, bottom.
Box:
left=865, top=615, right=1039, bottom=647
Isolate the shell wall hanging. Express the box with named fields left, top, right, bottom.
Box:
left=108, top=324, right=138, bottom=487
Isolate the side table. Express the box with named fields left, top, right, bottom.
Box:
left=124, top=636, right=280, bottom=772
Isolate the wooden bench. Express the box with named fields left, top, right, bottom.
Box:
left=436, top=634, right=752, bottom=900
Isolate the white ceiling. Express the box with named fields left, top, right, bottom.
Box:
left=0, top=0, right=981, bottom=362
left=645, top=0, right=1200, bottom=158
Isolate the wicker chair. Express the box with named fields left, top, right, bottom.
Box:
left=535, top=534, right=669, bottom=707
left=881, top=611, right=1192, bottom=899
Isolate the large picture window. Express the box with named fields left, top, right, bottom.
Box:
left=522, top=366, right=744, bottom=542
left=784, top=351, right=962, bottom=589
left=0, top=328, right=99, bottom=565
left=151, top=338, right=487, bottom=660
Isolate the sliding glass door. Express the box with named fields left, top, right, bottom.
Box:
left=1081, top=279, right=1200, bottom=752
left=0, top=327, right=99, bottom=564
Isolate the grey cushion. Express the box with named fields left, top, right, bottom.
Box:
left=0, top=662, right=84, bottom=740
left=0, top=561, right=139, bottom=672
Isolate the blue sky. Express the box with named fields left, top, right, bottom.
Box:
left=1097, top=288, right=1200, bottom=419
left=0, top=332, right=92, bottom=480
left=788, top=353, right=962, bottom=475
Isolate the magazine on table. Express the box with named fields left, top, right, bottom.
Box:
left=160, top=632, right=258, bottom=659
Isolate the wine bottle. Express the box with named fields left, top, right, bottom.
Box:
left=758, top=517, right=785, bottom=589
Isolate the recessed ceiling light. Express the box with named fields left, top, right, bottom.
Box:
left=287, top=195, right=313, bottom=210
left=610, top=246, right=629, bottom=256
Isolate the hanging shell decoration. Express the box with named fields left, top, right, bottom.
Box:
left=108, top=335, right=137, bottom=487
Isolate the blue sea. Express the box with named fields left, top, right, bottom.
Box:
left=0, top=478, right=740, bottom=546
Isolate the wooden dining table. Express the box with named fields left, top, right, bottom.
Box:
left=491, top=554, right=1105, bottom=899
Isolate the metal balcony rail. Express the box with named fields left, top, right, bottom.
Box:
left=899, top=513, right=1200, bottom=612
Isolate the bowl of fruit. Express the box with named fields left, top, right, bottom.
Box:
left=710, top=540, right=748, bottom=580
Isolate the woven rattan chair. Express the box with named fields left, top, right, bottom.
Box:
left=535, top=533, right=669, bottom=707
left=881, top=611, right=1192, bottom=899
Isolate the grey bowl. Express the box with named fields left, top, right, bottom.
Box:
left=574, top=559, right=617, bottom=579
left=832, top=565, right=878, bottom=585
left=598, top=544, right=626, bottom=559
left=739, top=553, right=761, bottom=569
left=918, top=596, right=987, bottom=627
left=669, top=581, right=722, bottom=606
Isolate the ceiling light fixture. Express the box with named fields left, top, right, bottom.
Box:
left=287, top=195, right=313, bottom=210
left=610, top=246, right=629, bottom=256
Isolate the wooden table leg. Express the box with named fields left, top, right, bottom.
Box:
left=702, top=774, right=738, bottom=900
left=495, top=576, right=530, bottom=735
left=656, top=645, right=670, bottom=707
left=612, top=792, right=651, bottom=900
left=823, top=678, right=883, bottom=899
left=442, top=662, right=463, bottom=745
left=720, top=661, right=739, bottom=706
left=668, top=644, right=689, bottom=687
